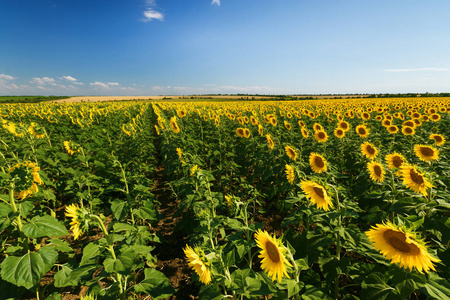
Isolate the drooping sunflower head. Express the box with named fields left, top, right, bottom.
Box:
left=300, top=180, right=334, bottom=211
left=355, top=124, right=370, bottom=138
left=400, top=164, right=433, bottom=197
left=285, top=145, right=297, bottom=161
left=314, top=130, right=328, bottom=143
left=184, top=245, right=212, bottom=285
left=190, top=164, right=199, bottom=177
left=414, top=144, right=439, bottom=162
left=254, top=230, right=292, bottom=282
left=365, top=221, right=440, bottom=273
left=176, top=147, right=186, bottom=164
left=266, top=134, right=275, bottom=150
left=64, top=140, right=80, bottom=155
left=9, top=161, right=43, bottom=199
left=385, top=152, right=406, bottom=170
left=309, top=153, right=327, bottom=173
left=285, top=164, right=295, bottom=184
left=429, top=134, right=445, bottom=146
left=65, top=204, right=88, bottom=240
left=170, top=116, right=181, bottom=133
left=361, top=142, right=378, bottom=160
left=367, top=161, right=385, bottom=183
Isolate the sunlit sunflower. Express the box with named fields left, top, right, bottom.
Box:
left=367, top=161, right=385, bottom=183
left=285, top=145, right=297, bottom=161
left=355, top=124, right=370, bottom=138
left=401, top=126, right=415, bottom=136
left=285, top=164, right=295, bottom=184
left=176, top=148, right=186, bottom=164
left=170, top=116, right=181, bottom=133
left=414, top=144, right=439, bottom=162
left=313, top=123, right=323, bottom=132
left=365, top=221, right=440, bottom=273
left=314, top=130, right=328, bottom=143
left=385, top=152, right=406, bottom=170
left=298, top=120, right=305, bottom=128
left=309, top=153, right=327, bottom=173
left=386, top=125, right=399, bottom=134
left=430, top=113, right=441, bottom=122
left=334, top=128, right=345, bottom=139
left=381, top=119, right=392, bottom=127
left=400, top=165, right=433, bottom=197
left=284, top=120, right=292, bottom=131
left=9, top=161, right=43, bottom=199
left=184, top=245, right=212, bottom=284
left=266, top=134, right=275, bottom=150
left=243, top=128, right=251, bottom=138
left=236, top=127, right=245, bottom=138
left=254, top=230, right=292, bottom=282
left=361, top=142, right=378, bottom=160
left=300, top=180, right=334, bottom=211
left=301, top=128, right=309, bottom=139
left=190, top=165, right=198, bottom=177
left=64, top=140, right=79, bottom=155
left=429, top=134, right=445, bottom=146
left=338, top=121, right=350, bottom=132
left=65, top=204, right=84, bottom=240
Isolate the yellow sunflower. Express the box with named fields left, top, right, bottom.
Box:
left=414, top=145, right=439, bottom=162
left=401, top=126, right=415, bottom=136
left=266, top=134, right=275, bottom=150
left=361, top=142, right=378, bottom=160
left=313, top=123, right=323, bottom=132
left=385, top=152, right=406, bottom=170
left=355, top=124, right=370, bottom=138
left=284, top=120, right=292, bottom=131
left=300, top=180, right=334, bottom=211
left=429, top=134, right=445, bottom=146
left=243, top=128, right=251, bottom=138
left=9, top=161, right=43, bottom=199
left=285, top=164, right=295, bottom=184
left=236, top=127, right=245, bottom=138
left=309, top=153, right=327, bottom=173
left=254, top=230, right=292, bottom=282
left=190, top=164, right=198, bottom=177
left=65, top=204, right=84, bottom=240
left=176, top=148, right=186, bottom=164
left=285, top=145, right=297, bottom=161
left=338, top=121, right=350, bottom=132
left=367, top=161, right=385, bottom=183
left=365, top=221, right=440, bottom=273
left=184, top=245, right=212, bottom=285
left=170, top=116, right=181, bottom=133
left=63, top=141, right=79, bottom=155
left=301, top=128, right=309, bottom=139
left=400, top=165, right=433, bottom=197
left=334, top=128, right=345, bottom=139
left=314, top=130, right=328, bottom=143
left=386, top=125, right=399, bottom=134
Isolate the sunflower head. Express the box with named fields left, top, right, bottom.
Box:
left=401, top=126, right=415, bottom=136
left=9, top=161, right=43, bottom=199
left=400, top=164, right=433, bottom=197
left=301, top=128, right=309, bottom=139
left=334, top=128, right=345, bottom=139
left=284, top=120, right=292, bottom=130
left=285, top=145, right=297, bottom=161
left=367, top=161, right=385, bottom=183
left=300, top=180, right=334, bottom=211
left=65, top=204, right=89, bottom=240
left=385, top=152, right=406, bottom=170
left=285, top=164, right=295, bottom=184
left=170, top=116, right=181, bottom=133
left=184, top=245, right=212, bottom=285
left=356, top=124, right=370, bottom=138
left=314, top=130, right=328, bottom=143
left=266, top=134, right=275, bottom=150
left=429, top=134, right=445, bottom=146
left=361, top=142, right=378, bottom=160
left=338, top=121, right=350, bottom=132
left=365, top=221, right=440, bottom=273
left=414, top=144, right=439, bottom=162
left=236, top=128, right=245, bottom=138
left=64, top=140, right=80, bottom=155
left=309, top=153, right=327, bottom=173
left=254, top=230, right=292, bottom=282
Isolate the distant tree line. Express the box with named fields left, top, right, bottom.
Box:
left=0, top=96, right=70, bottom=103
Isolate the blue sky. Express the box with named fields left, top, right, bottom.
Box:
left=1, top=0, right=450, bottom=96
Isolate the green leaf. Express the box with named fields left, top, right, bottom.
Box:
left=103, top=249, right=135, bottom=275
left=286, top=279, right=304, bottom=297
left=48, top=238, right=74, bottom=253
left=199, top=284, right=223, bottom=300
left=134, top=269, right=175, bottom=300
left=80, top=242, right=102, bottom=266
left=111, top=199, right=128, bottom=221
left=0, top=277, right=25, bottom=300
left=361, top=283, right=395, bottom=300
left=302, top=284, right=332, bottom=300
left=133, top=200, right=158, bottom=222
left=0, top=246, right=58, bottom=289
left=54, top=264, right=79, bottom=287
left=22, top=215, right=69, bottom=238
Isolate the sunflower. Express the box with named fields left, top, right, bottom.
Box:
left=300, top=180, right=334, bottom=211
left=176, top=148, right=186, bottom=164
left=285, top=164, right=295, bottom=184
left=429, top=134, right=445, bottom=146
left=414, top=145, right=439, bottom=162
left=309, top=153, right=327, bottom=173
left=334, top=128, right=345, bottom=139
left=64, top=141, right=79, bottom=155
left=254, top=230, right=292, bottom=282
left=154, top=124, right=160, bottom=135
left=400, top=165, right=433, bottom=197
left=361, top=112, right=371, bottom=120
left=313, top=123, right=323, bottom=132
left=365, top=221, right=440, bottom=273
left=385, top=152, right=406, bottom=170
left=367, top=161, right=385, bottom=183
left=430, top=113, right=441, bottom=122
left=184, top=245, right=212, bottom=284
left=337, top=121, right=350, bottom=132
left=243, top=128, right=251, bottom=138
left=9, top=161, right=43, bottom=199
left=65, top=204, right=84, bottom=240
left=236, top=128, right=245, bottom=138
left=361, top=142, right=378, bottom=160
left=381, top=119, right=392, bottom=127
left=386, top=125, right=399, bottom=134
left=190, top=164, right=198, bottom=177
left=266, top=134, right=275, bottom=150
left=284, top=121, right=292, bottom=131
left=314, top=130, right=328, bottom=143
left=170, top=117, right=181, bottom=133
left=285, top=145, right=297, bottom=161
left=401, top=126, right=415, bottom=136
left=301, top=128, right=309, bottom=139
left=355, top=124, right=370, bottom=138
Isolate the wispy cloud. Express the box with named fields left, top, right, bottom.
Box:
left=90, top=81, right=121, bottom=89
left=0, top=74, right=17, bottom=81
left=385, top=68, right=448, bottom=72
left=142, top=1, right=164, bottom=22
left=211, top=0, right=221, bottom=6
left=30, top=77, right=56, bottom=85
left=61, top=75, right=84, bottom=85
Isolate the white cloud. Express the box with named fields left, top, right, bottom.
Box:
left=62, top=75, right=77, bottom=81
left=90, top=82, right=110, bottom=88
left=107, top=82, right=120, bottom=86
left=30, top=77, right=56, bottom=85
left=211, top=0, right=221, bottom=6
left=143, top=9, right=164, bottom=21
left=0, top=74, right=16, bottom=81
left=385, top=68, right=448, bottom=72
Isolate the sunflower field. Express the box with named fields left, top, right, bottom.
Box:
left=0, top=97, right=449, bottom=299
